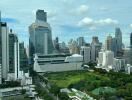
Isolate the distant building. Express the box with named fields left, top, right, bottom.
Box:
left=9, top=30, right=18, bottom=73
left=113, top=58, right=126, bottom=72
left=77, top=37, right=85, bottom=48
left=0, top=64, right=1, bottom=84
left=115, top=28, right=122, bottom=52
left=98, top=50, right=114, bottom=68
left=53, top=37, right=60, bottom=51
left=29, top=9, right=54, bottom=63
left=105, top=35, right=118, bottom=56
left=0, top=22, right=9, bottom=79
left=123, top=48, right=132, bottom=65
left=34, top=54, right=83, bottom=73
left=14, top=41, right=20, bottom=80
left=59, top=42, right=69, bottom=54
left=125, top=64, right=132, bottom=74
left=91, top=36, right=99, bottom=45
left=80, top=46, right=91, bottom=63
left=130, top=33, right=132, bottom=46
left=91, top=36, right=102, bottom=62
left=68, top=40, right=80, bottom=54
left=19, top=42, right=28, bottom=72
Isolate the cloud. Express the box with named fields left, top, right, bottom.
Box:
left=69, top=5, right=89, bottom=15
left=1, top=18, right=19, bottom=23
left=96, top=18, right=118, bottom=26
left=129, top=24, right=132, bottom=28
left=78, top=5, right=89, bottom=14
left=78, top=17, right=118, bottom=29
left=47, top=10, right=57, bottom=18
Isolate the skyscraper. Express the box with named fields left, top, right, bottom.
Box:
left=91, top=36, right=99, bottom=45
left=77, top=37, right=85, bottom=48
left=130, top=33, right=132, bottom=46
left=105, top=35, right=113, bottom=51
left=0, top=64, right=1, bottom=84
left=29, top=9, right=54, bottom=62
left=19, top=42, right=28, bottom=72
left=80, top=46, right=91, bottom=63
left=68, top=40, right=80, bottom=54
left=9, top=29, right=18, bottom=73
left=98, top=50, right=114, bottom=68
left=0, top=22, right=9, bottom=79
left=91, top=36, right=102, bottom=62
left=36, top=9, right=47, bottom=22
left=115, top=27, right=122, bottom=51
left=14, top=41, right=20, bottom=80
left=105, top=35, right=118, bottom=56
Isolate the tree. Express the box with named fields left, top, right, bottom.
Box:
left=59, top=92, right=69, bottom=100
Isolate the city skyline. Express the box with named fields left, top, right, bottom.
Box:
left=0, top=0, right=132, bottom=46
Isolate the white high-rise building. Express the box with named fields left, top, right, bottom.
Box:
left=125, top=64, right=132, bottom=74
left=98, top=50, right=114, bottom=68
left=80, top=46, right=91, bottom=63
left=98, top=50, right=104, bottom=66
left=113, top=58, right=125, bottom=72
left=0, top=22, right=9, bottom=79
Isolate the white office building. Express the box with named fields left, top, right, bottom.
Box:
left=113, top=58, right=126, bottom=72
left=125, top=64, right=132, bottom=74
left=80, top=46, right=91, bottom=63
left=0, top=22, right=9, bottom=79
left=98, top=50, right=114, bottom=69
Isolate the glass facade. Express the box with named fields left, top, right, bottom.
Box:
left=9, top=33, right=18, bottom=73
left=29, top=9, right=55, bottom=62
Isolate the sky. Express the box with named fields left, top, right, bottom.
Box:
left=0, top=0, right=132, bottom=47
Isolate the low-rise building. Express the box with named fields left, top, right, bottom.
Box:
left=34, top=53, right=83, bottom=73
left=125, top=64, right=132, bottom=74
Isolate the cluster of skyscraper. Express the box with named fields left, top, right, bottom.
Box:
left=28, top=9, right=132, bottom=74
left=0, top=13, right=28, bottom=84
left=1, top=9, right=132, bottom=84
left=105, top=28, right=122, bottom=57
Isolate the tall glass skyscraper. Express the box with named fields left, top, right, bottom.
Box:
left=115, top=27, right=122, bottom=51
left=29, top=9, right=54, bottom=62
left=9, top=30, right=18, bottom=73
